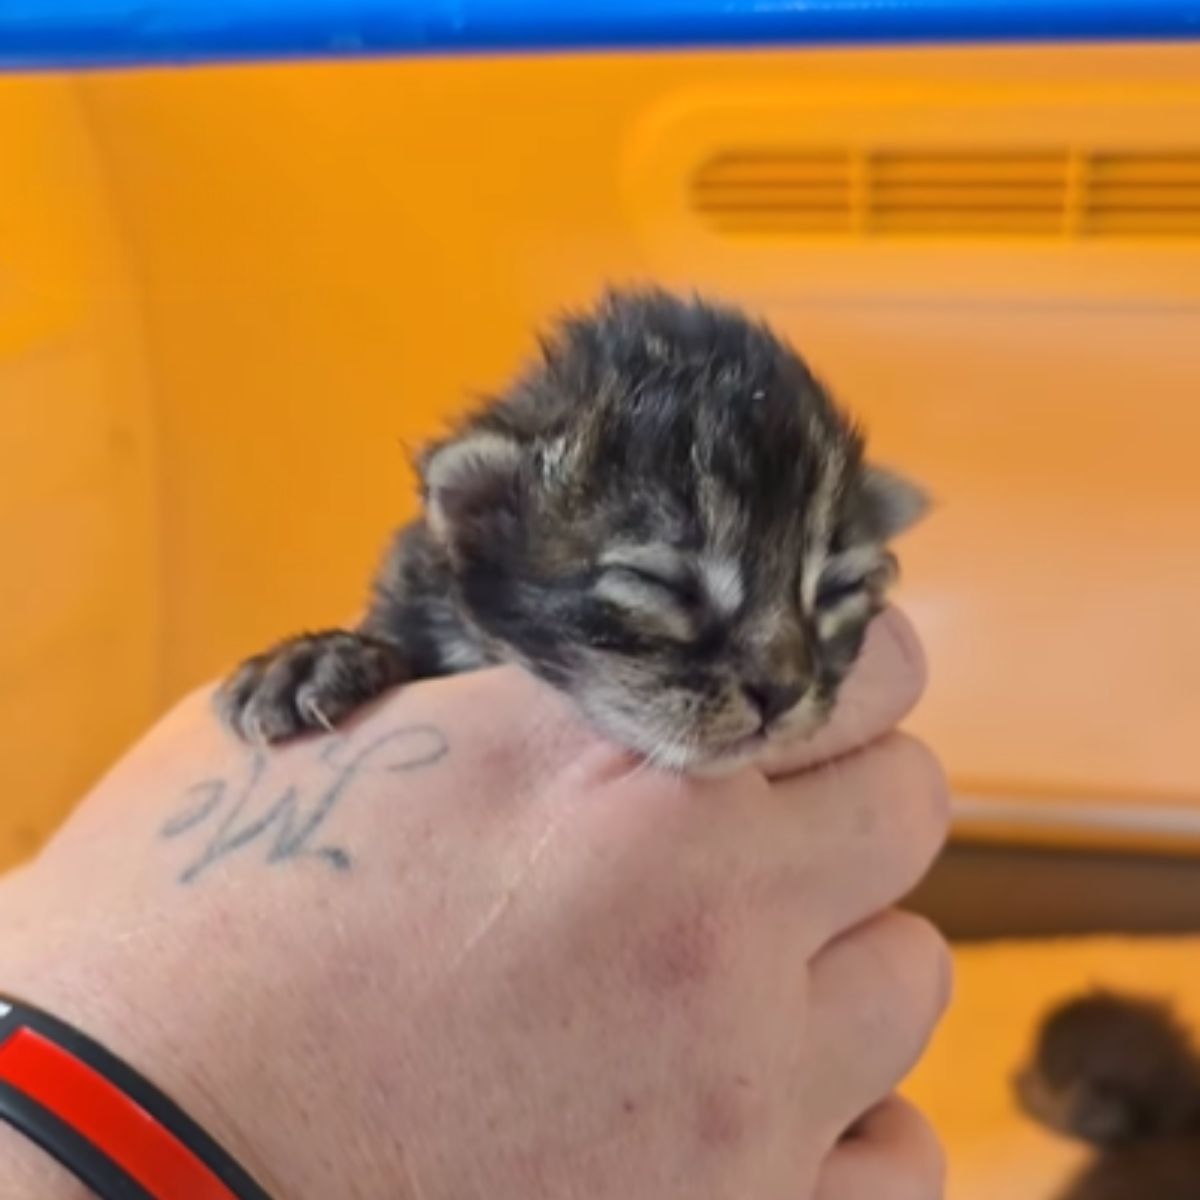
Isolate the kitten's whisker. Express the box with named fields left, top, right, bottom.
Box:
left=645, top=723, right=701, bottom=775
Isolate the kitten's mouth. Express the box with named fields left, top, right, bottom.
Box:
left=685, top=730, right=770, bottom=776
left=722, top=730, right=770, bottom=756
left=695, top=707, right=830, bottom=773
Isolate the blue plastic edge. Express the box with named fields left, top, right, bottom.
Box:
left=2, top=0, right=1199, bottom=70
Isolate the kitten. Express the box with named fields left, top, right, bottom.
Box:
left=216, top=288, right=926, bottom=774
left=1015, top=989, right=1200, bottom=1200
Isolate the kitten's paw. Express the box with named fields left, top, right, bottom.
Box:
left=215, top=631, right=409, bottom=743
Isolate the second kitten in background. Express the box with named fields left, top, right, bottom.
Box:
left=1016, top=989, right=1200, bottom=1200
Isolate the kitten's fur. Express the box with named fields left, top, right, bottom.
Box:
left=1015, top=989, right=1200, bottom=1200
left=217, top=288, right=925, bottom=772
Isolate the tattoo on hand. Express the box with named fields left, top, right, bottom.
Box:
left=160, top=725, right=448, bottom=884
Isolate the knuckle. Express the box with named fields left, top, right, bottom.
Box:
left=885, top=735, right=951, bottom=853
left=878, top=606, right=929, bottom=698
left=893, top=1114, right=947, bottom=1200
left=838, top=914, right=952, bottom=1075
left=886, top=912, right=954, bottom=1026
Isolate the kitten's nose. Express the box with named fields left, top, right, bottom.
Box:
left=743, top=682, right=805, bottom=726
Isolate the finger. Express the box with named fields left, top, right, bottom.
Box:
left=768, top=734, right=949, bottom=953
left=815, top=1096, right=946, bottom=1200
left=761, top=607, right=926, bottom=778
left=806, top=911, right=953, bottom=1128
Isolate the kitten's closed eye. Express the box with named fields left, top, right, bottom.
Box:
left=605, top=564, right=699, bottom=604
left=815, top=575, right=867, bottom=609
left=812, top=548, right=890, bottom=644
left=814, top=546, right=897, bottom=612
left=594, top=551, right=700, bottom=643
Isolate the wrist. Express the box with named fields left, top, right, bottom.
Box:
left=0, top=868, right=284, bottom=1198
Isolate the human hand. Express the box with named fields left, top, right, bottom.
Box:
left=1, top=608, right=949, bottom=1200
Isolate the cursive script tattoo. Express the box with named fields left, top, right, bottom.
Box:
left=160, top=725, right=448, bottom=884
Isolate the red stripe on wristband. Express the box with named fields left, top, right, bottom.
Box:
left=0, top=1026, right=238, bottom=1200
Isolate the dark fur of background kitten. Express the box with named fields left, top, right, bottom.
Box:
left=217, top=288, right=925, bottom=773
left=1016, top=989, right=1200, bottom=1200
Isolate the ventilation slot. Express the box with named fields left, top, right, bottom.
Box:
left=691, top=152, right=853, bottom=234
left=1085, top=153, right=1200, bottom=236
left=870, top=152, right=1065, bottom=235
left=688, top=147, right=1200, bottom=240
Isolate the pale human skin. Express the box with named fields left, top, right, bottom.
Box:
left=0, top=608, right=950, bottom=1200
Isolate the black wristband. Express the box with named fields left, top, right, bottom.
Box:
left=0, top=994, right=273, bottom=1200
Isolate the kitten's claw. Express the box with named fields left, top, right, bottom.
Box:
left=298, top=691, right=337, bottom=734
left=215, top=630, right=410, bottom=745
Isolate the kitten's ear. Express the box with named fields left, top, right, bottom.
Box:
left=858, top=464, right=929, bottom=541
left=421, top=432, right=524, bottom=546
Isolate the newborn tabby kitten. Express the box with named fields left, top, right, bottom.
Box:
left=1015, top=990, right=1200, bottom=1200
left=217, top=288, right=925, bottom=773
